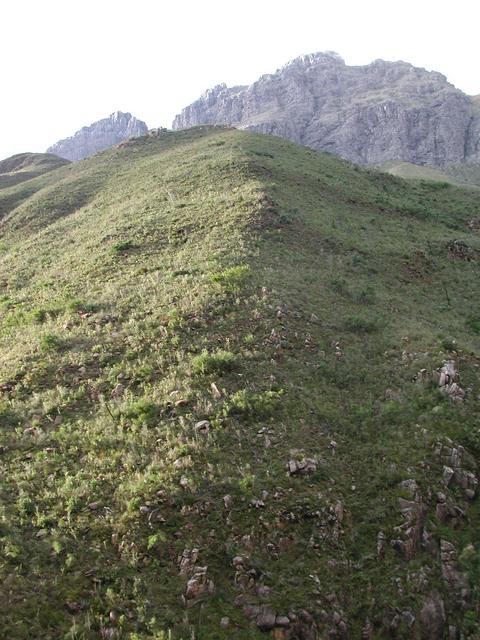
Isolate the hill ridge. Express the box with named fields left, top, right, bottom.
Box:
left=1, top=127, right=479, bottom=639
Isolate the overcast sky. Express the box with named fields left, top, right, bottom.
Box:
left=1, top=0, right=479, bottom=159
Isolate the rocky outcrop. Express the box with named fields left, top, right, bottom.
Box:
left=173, top=52, right=480, bottom=167
left=47, top=111, right=148, bottom=161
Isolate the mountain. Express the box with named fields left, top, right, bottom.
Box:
left=46, top=111, right=149, bottom=161
left=173, top=52, right=480, bottom=168
left=1, top=127, right=480, bottom=639
left=0, top=152, right=69, bottom=189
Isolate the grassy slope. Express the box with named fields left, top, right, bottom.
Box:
left=0, top=153, right=71, bottom=220
left=0, top=153, right=70, bottom=189
left=380, top=159, right=480, bottom=188
left=0, top=127, right=479, bottom=639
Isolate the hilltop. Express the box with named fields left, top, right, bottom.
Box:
left=0, top=152, right=69, bottom=190
left=173, top=52, right=480, bottom=171
left=0, top=127, right=479, bottom=639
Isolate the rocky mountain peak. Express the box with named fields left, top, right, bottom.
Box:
left=282, top=50, right=345, bottom=70
left=173, top=53, right=480, bottom=167
left=47, top=111, right=149, bottom=161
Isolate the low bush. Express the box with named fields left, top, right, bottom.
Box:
left=191, top=349, right=238, bottom=375
left=223, top=389, right=284, bottom=419
left=211, top=264, right=250, bottom=292
left=344, top=315, right=378, bottom=333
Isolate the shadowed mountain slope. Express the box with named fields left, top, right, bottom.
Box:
left=1, top=127, right=479, bottom=639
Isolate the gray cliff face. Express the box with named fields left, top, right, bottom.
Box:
left=47, top=112, right=149, bottom=161
left=173, top=52, right=480, bottom=167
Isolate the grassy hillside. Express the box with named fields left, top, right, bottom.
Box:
left=0, top=153, right=71, bottom=218
left=380, top=159, right=480, bottom=188
left=443, top=161, right=480, bottom=189
left=0, top=152, right=69, bottom=189
left=0, top=127, right=479, bottom=639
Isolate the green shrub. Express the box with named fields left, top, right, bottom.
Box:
left=191, top=349, right=238, bottom=375
left=466, top=316, right=480, bottom=334
left=223, top=389, right=284, bottom=419
left=458, top=424, right=480, bottom=455
left=441, top=337, right=457, bottom=352
left=32, top=308, right=48, bottom=323
left=344, top=315, right=378, bottom=333
left=112, top=239, right=134, bottom=253
left=329, top=278, right=349, bottom=295
left=123, top=399, right=158, bottom=426
left=357, top=286, right=376, bottom=305
left=211, top=264, right=250, bottom=292
left=66, top=299, right=98, bottom=313
left=40, top=333, right=62, bottom=352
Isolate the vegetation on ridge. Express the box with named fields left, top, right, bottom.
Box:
left=0, top=127, right=479, bottom=639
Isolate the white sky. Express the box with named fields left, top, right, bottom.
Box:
left=1, top=0, right=479, bottom=159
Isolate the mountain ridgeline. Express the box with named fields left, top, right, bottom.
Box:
left=0, top=127, right=480, bottom=639
left=173, top=52, right=480, bottom=169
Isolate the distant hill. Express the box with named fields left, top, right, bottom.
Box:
left=380, top=159, right=480, bottom=188
left=0, top=152, right=69, bottom=190
left=173, top=52, right=480, bottom=168
left=1, top=127, right=480, bottom=639
left=47, top=111, right=148, bottom=161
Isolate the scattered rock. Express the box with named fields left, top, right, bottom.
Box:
left=419, top=593, right=445, bottom=640
left=467, top=216, right=480, bottom=230
left=243, top=604, right=261, bottom=619
left=435, top=499, right=466, bottom=527
left=211, top=382, right=222, bottom=398
left=184, top=566, right=215, bottom=605
left=437, top=361, right=465, bottom=400
left=402, top=610, right=415, bottom=628
left=110, top=383, right=125, bottom=399
left=417, top=361, right=466, bottom=400
left=440, top=540, right=469, bottom=600
left=223, top=494, right=233, bottom=509
left=178, top=548, right=199, bottom=575
left=65, top=601, right=83, bottom=613
left=194, top=420, right=210, bottom=434
left=438, top=441, right=478, bottom=498
left=275, top=615, right=290, bottom=627
left=392, top=489, right=428, bottom=559
left=287, top=453, right=317, bottom=476
left=256, top=608, right=276, bottom=631
left=377, top=531, right=386, bottom=556
left=447, top=239, right=476, bottom=261
left=362, top=618, right=373, bottom=639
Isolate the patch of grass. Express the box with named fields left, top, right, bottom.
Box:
left=122, top=398, right=159, bottom=426
left=344, top=314, right=379, bottom=333
left=191, top=349, right=238, bottom=375
left=111, top=239, right=135, bottom=252
left=211, top=264, right=250, bottom=291
left=39, top=333, right=62, bottom=352
left=466, top=316, right=480, bottom=334
left=223, top=388, right=284, bottom=419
